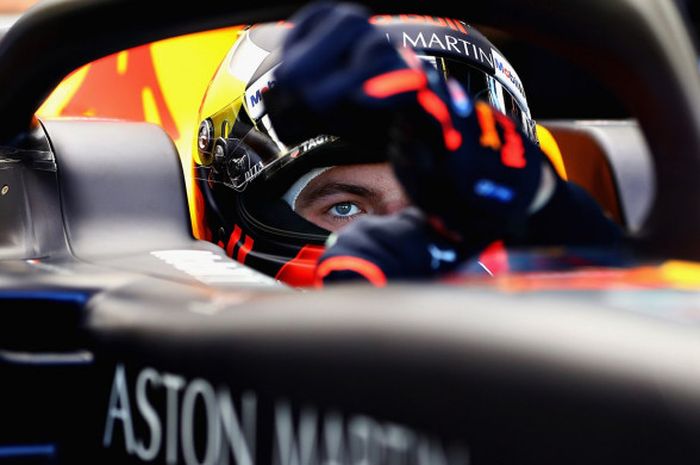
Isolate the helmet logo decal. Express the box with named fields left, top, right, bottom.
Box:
left=230, top=158, right=264, bottom=191
left=248, top=81, right=275, bottom=109
left=286, top=135, right=338, bottom=160
left=491, top=48, right=528, bottom=111
left=299, top=135, right=334, bottom=152
left=370, top=15, right=468, bottom=35
left=397, top=32, right=494, bottom=69
left=245, top=66, right=279, bottom=120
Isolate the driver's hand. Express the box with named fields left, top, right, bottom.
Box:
left=266, top=3, right=622, bottom=286
left=263, top=2, right=417, bottom=147
left=314, top=208, right=475, bottom=286
left=265, top=2, right=557, bottom=246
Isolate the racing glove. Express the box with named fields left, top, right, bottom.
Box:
left=314, top=208, right=477, bottom=286
left=267, top=2, right=622, bottom=285
left=265, top=2, right=557, bottom=243
left=264, top=2, right=418, bottom=148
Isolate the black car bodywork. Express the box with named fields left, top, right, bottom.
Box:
left=2, top=1, right=700, bottom=464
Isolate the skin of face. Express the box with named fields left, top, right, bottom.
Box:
left=293, top=163, right=410, bottom=232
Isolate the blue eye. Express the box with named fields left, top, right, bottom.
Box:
left=329, top=202, right=361, bottom=218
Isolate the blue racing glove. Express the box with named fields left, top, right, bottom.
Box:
left=264, top=2, right=417, bottom=147
left=314, top=208, right=475, bottom=286
left=267, top=2, right=622, bottom=285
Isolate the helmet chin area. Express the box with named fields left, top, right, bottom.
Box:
left=236, top=192, right=330, bottom=245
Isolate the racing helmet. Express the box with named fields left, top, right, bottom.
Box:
left=192, top=15, right=536, bottom=286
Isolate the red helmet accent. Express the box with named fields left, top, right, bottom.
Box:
left=275, top=245, right=326, bottom=287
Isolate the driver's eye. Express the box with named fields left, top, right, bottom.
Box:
left=329, top=202, right=361, bottom=218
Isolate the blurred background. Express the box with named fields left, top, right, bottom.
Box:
left=0, top=0, right=36, bottom=28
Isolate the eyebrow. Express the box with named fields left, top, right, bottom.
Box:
left=296, top=182, right=378, bottom=208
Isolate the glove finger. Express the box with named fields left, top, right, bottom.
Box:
left=280, top=4, right=375, bottom=81
left=308, top=68, right=417, bottom=107
left=282, top=2, right=338, bottom=45
left=297, top=29, right=410, bottom=104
